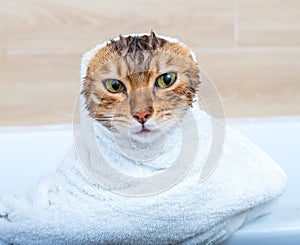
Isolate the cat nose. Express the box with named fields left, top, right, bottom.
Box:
left=132, top=109, right=153, bottom=124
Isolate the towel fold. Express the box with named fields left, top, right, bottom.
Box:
left=0, top=35, right=287, bottom=244
left=0, top=115, right=287, bottom=244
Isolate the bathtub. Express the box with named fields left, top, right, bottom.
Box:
left=0, top=117, right=299, bottom=244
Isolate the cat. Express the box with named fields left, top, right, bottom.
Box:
left=0, top=32, right=287, bottom=244
left=81, top=31, right=200, bottom=146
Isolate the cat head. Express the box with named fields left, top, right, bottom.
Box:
left=81, top=32, right=200, bottom=143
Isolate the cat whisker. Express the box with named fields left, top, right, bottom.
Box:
left=95, top=118, right=113, bottom=122
left=95, top=116, right=128, bottom=120
left=95, top=118, right=128, bottom=123
left=96, top=114, right=125, bottom=118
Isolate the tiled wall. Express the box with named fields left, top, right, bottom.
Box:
left=0, top=0, right=299, bottom=125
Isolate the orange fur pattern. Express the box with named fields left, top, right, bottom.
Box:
left=82, top=32, right=200, bottom=134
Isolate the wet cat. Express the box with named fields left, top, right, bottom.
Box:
left=81, top=31, right=200, bottom=145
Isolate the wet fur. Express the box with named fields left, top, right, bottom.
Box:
left=82, top=32, right=200, bottom=131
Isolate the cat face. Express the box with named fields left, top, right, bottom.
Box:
left=82, top=32, right=200, bottom=143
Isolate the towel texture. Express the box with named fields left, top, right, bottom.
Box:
left=0, top=35, right=287, bottom=244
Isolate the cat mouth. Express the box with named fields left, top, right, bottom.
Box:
left=137, top=128, right=151, bottom=135
left=134, top=127, right=159, bottom=137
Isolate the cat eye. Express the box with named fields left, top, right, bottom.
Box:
left=103, top=79, right=126, bottom=93
left=155, top=72, right=177, bottom=88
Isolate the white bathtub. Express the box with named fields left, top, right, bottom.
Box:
left=0, top=117, right=299, bottom=244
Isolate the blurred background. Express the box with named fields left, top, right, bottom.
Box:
left=0, top=0, right=299, bottom=126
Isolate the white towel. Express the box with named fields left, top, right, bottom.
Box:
left=0, top=35, right=287, bottom=244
